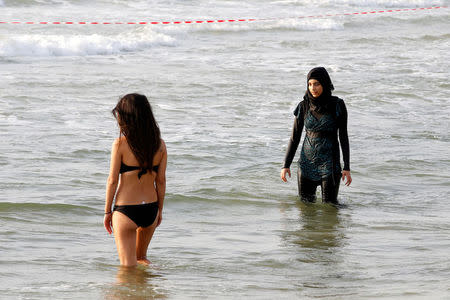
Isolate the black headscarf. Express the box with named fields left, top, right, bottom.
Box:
left=304, top=67, right=335, bottom=114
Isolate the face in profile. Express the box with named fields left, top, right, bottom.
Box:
left=308, top=79, right=323, bottom=98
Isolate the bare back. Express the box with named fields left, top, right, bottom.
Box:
left=114, top=136, right=166, bottom=206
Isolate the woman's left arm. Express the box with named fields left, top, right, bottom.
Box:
left=155, top=140, right=167, bottom=227
left=338, top=101, right=352, bottom=186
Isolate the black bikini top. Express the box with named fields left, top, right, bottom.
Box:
left=120, top=162, right=159, bottom=179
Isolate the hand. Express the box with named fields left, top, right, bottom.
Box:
left=280, top=168, right=291, bottom=182
left=341, top=170, right=352, bottom=186
left=156, top=210, right=163, bottom=227
left=104, top=213, right=113, bottom=234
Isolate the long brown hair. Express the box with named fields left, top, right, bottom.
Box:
left=112, top=93, right=161, bottom=168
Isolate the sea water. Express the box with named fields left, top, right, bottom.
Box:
left=0, top=0, right=449, bottom=299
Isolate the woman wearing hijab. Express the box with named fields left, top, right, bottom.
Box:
left=280, top=67, right=351, bottom=204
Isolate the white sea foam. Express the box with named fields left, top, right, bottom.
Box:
left=271, top=0, right=445, bottom=8
left=341, top=0, right=445, bottom=7
left=0, top=29, right=176, bottom=57
left=270, top=17, right=344, bottom=31
left=158, top=17, right=344, bottom=34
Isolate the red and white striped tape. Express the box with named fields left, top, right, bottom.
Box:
left=0, top=6, right=446, bottom=25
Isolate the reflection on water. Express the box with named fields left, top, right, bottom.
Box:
left=279, top=199, right=351, bottom=296
left=104, top=266, right=167, bottom=300
left=294, top=201, right=345, bottom=251
left=279, top=199, right=348, bottom=262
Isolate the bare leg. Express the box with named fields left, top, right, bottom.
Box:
left=136, top=210, right=159, bottom=265
left=112, top=211, right=138, bottom=267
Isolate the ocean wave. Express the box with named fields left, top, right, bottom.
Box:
left=159, top=17, right=344, bottom=33
left=270, top=0, right=446, bottom=8
left=0, top=29, right=176, bottom=57
left=168, top=192, right=275, bottom=206
left=0, top=201, right=96, bottom=214
left=342, top=0, right=446, bottom=8
left=3, top=0, right=445, bottom=8
left=0, top=0, right=71, bottom=7
left=267, top=17, right=344, bottom=31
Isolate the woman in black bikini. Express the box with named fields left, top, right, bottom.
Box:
left=104, top=93, right=167, bottom=266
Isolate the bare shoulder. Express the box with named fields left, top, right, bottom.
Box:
left=159, top=139, right=167, bottom=154
left=112, top=136, right=126, bottom=151
left=112, top=137, right=120, bottom=148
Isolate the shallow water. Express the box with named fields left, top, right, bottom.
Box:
left=1, top=0, right=450, bottom=299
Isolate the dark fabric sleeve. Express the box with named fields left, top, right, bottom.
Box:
left=337, top=100, right=350, bottom=171
left=283, top=104, right=304, bottom=169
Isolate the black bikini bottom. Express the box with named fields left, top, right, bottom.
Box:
left=114, top=202, right=159, bottom=228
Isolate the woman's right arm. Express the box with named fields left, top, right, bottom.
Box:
left=281, top=106, right=304, bottom=181
left=104, top=138, right=121, bottom=234
left=155, top=140, right=167, bottom=227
